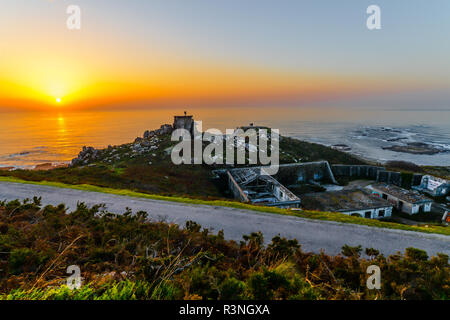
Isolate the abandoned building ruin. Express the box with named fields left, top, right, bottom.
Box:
left=224, top=160, right=438, bottom=218
left=368, top=183, right=433, bottom=214
left=411, top=174, right=449, bottom=197
left=301, top=189, right=393, bottom=219
left=225, top=161, right=396, bottom=219
left=227, top=167, right=301, bottom=208
left=173, top=112, right=195, bottom=136
left=141, top=113, right=194, bottom=139
left=225, top=161, right=336, bottom=209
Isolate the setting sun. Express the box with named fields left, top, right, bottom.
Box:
left=56, top=98, right=61, bottom=103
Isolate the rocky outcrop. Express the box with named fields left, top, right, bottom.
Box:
left=70, top=123, right=173, bottom=167
left=144, top=124, right=173, bottom=139
left=71, top=146, right=100, bottom=166
left=382, top=142, right=442, bottom=155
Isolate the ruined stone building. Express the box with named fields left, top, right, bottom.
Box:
left=227, top=167, right=301, bottom=208
left=368, top=183, right=433, bottom=215
left=173, top=113, right=195, bottom=136
left=331, top=165, right=403, bottom=186
left=412, top=175, right=449, bottom=197
left=225, top=161, right=337, bottom=209
left=221, top=157, right=440, bottom=218
left=301, top=189, right=393, bottom=219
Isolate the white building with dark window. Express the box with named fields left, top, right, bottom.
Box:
left=301, top=189, right=393, bottom=219
left=412, top=175, right=449, bottom=197
left=368, top=183, right=433, bottom=215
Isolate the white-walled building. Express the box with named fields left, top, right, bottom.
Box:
left=301, top=189, right=393, bottom=219
left=412, top=175, right=449, bottom=197
left=368, top=183, right=432, bottom=215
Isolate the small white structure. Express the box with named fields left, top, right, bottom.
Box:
left=443, top=211, right=449, bottom=225
left=368, top=183, right=432, bottom=215
left=301, top=189, right=393, bottom=219
left=413, top=175, right=449, bottom=197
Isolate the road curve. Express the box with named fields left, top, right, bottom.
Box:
left=0, top=181, right=449, bottom=256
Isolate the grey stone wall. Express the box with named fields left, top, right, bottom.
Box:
left=173, top=115, right=194, bottom=135
left=331, top=165, right=384, bottom=179
left=412, top=174, right=424, bottom=186
left=376, top=171, right=402, bottom=186
left=275, top=161, right=337, bottom=185
left=227, top=171, right=249, bottom=202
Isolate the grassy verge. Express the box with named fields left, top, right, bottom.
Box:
left=0, top=176, right=448, bottom=236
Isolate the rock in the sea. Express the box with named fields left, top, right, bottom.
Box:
left=331, top=144, right=352, bottom=151
left=382, top=142, right=441, bottom=155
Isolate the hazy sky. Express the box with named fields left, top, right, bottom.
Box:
left=1, top=0, right=449, bottom=110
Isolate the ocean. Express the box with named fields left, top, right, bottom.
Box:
left=0, top=107, right=449, bottom=168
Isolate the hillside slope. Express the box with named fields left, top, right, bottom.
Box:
left=0, top=131, right=364, bottom=199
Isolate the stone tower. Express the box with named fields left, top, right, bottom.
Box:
left=173, top=112, right=194, bottom=136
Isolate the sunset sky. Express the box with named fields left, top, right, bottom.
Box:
left=1, top=0, right=449, bottom=111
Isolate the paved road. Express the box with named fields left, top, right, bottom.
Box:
left=0, top=181, right=449, bottom=256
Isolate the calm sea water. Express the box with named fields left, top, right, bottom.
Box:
left=0, top=107, right=449, bottom=168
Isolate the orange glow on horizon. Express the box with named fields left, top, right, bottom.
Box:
left=0, top=63, right=428, bottom=111
left=0, top=41, right=438, bottom=111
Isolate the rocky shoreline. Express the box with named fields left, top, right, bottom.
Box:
left=0, top=123, right=175, bottom=171
left=1, top=122, right=447, bottom=171
left=0, top=163, right=69, bottom=172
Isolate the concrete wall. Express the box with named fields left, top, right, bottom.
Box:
left=437, top=185, right=449, bottom=196
left=331, top=165, right=384, bottom=179
left=275, top=161, right=337, bottom=186
left=376, top=171, right=402, bottom=186
left=227, top=169, right=300, bottom=208
left=412, top=174, right=424, bottom=186
left=342, top=207, right=393, bottom=219
left=272, top=182, right=296, bottom=202
left=264, top=174, right=301, bottom=208
left=267, top=201, right=301, bottom=209
left=411, top=202, right=432, bottom=214
left=227, top=171, right=249, bottom=203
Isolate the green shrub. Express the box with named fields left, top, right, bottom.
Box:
left=405, top=247, right=429, bottom=262
left=246, top=269, right=290, bottom=300
left=0, top=199, right=448, bottom=300
left=8, top=248, right=46, bottom=275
